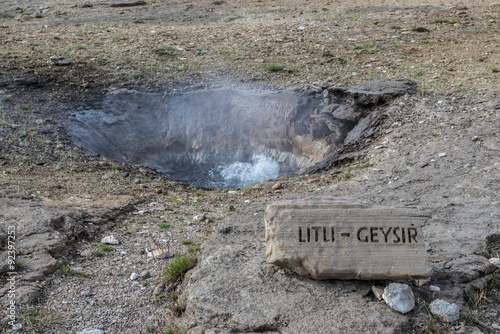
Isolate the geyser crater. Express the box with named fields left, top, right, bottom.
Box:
left=69, top=81, right=415, bottom=188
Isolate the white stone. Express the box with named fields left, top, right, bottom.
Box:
left=130, top=272, right=138, bottom=280
left=101, top=235, right=119, bottom=245
left=12, top=323, right=23, bottom=331
left=413, top=277, right=431, bottom=287
left=438, top=152, right=447, bottom=157
left=147, top=248, right=173, bottom=259
left=78, top=329, right=104, bottom=334
left=429, top=285, right=441, bottom=293
left=489, top=257, right=500, bottom=268
left=429, top=299, right=460, bottom=322
left=382, top=283, right=415, bottom=314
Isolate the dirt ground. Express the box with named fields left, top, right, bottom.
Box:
left=0, top=0, right=499, bottom=333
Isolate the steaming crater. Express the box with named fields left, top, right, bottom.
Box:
left=69, top=81, right=414, bottom=188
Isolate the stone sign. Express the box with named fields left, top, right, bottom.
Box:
left=265, top=197, right=433, bottom=280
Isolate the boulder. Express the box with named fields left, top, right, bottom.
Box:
left=265, top=197, right=432, bottom=280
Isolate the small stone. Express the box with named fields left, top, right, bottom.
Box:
left=471, top=136, right=479, bottom=142
left=429, top=285, right=441, bottom=293
left=130, top=272, right=138, bottom=280
left=78, top=329, right=104, bottom=334
left=101, top=235, right=119, bottom=245
left=492, top=324, right=500, bottom=330
left=152, top=284, right=165, bottom=296
left=382, top=283, right=415, bottom=314
left=49, top=56, right=71, bottom=66
left=193, top=213, right=206, bottom=221
left=12, top=323, right=23, bottom=331
left=272, top=182, right=283, bottom=190
left=489, top=257, right=500, bottom=268
left=122, top=172, right=130, bottom=178
left=372, top=286, right=384, bottom=300
left=81, top=290, right=92, bottom=297
left=139, top=270, right=151, bottom=279
left=147, top=248, right=173, bottom=259
left=429, top=299, right=460, bottom=322
left=297, top=26, right=305, bottom=31
left=228, top=190, right=237, bottom=194
left=79, top=250, right=92, bottom=257
left=438, top=152, right=447, bottom=157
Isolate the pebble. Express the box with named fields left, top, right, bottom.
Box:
left=78, top=329, right=104, bottom=334
left=139, top=270, right=151, bottom=279
left=438, top=152, right=447, bottom=157
left=81, top=290, right=92, bottom=297
left=371, top=286, right=384, bottom=300
left=382, top=283, right=415, bottom=314
left=228, top=190, right=237, bottom=194
left=492, top=324, right=500, bottom=330
left=130, top=272, right=138, bottom=280
left=101, top=235, right=120, bottom=245
left=429, top=285, right=441, bottom=293
left=413, top=277, right=431, bottom=287
left=429, top=299, right=460, bottom=322
left=147, top=248, right=173, bottom=259
left=272, top=182, right=283, bottom=190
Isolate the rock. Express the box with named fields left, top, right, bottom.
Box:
left=49, top=56, right=71, bottom=66
left=413, top=277, right=431, bottom=287
left=265, top=197, right=432, bottom=280
left=271, top=182, right=283, bottom=190
left=489, top=257, right=500, bottom=268
left=429, top=299, right=460, bottom=322
left=80, top=250, right=93, bottom=257
left=492, top=323, right=500, bottom=330
left=109, top=0, right=147, bottom=7
left=12, top=323, right=23, bottom=331
left=429, top=285, right=441, bottom=293
left=372, top=286, right=384, bottom=300
left=146, top=248, right=173, bottom=259
left=139, top=270, right=151, bottom=279
left=130, top=272, right=138, bottom=280
left=81, top=290, right=92, bottom=297
left=438, top=152, right=448, bottom=157
left=439, top=255, right=496, bottom=283
left=101, top=235, right=119, bottom=245
left=382, top=283, right=415, bottom=314
left=152, top=283, right=165, bottom=297
left=78, top=329, right=104, bottom=334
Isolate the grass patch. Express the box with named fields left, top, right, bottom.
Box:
left=188, top=243, right=201, bottom=253
left=343, top=173, right=352, bottom=181
left=492, top=66, right=499, bottom=73
left=412, top=27, right=430, bottom=33
left=165, top=195, right=183, bottom=204
left=17, top=104, right=29, bottom=110
left=192, top=189, right=203, bottom=196
left=1, top=95, right=11, bottom=101
left=93, top=250, right=104, bottom=257
left=162, top=255, right=196, bottom=283
left=181, top=239, right=192, bottom=245
left=16, top=304, right=61, bottom=332
left=159, top=222, right=171, bottom=229
left=74, top=44, right=88, bottom=50
left=267, top=63, right=283, bottom=72
left=286, top=66, right=294, bottom=73
left=98, top=243, right=114, bottom=252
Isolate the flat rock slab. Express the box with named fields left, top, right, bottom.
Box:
left=265, top=197, right=432, bottom=280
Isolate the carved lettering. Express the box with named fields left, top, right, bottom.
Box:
left=370, top=227, right=379, bottom=243
left=408, top=227, right=418, bottom=243
left=393, top=227, right=401, bottom=243
left=380, top=227, right=392, bottom=243
left=357, top=227, right=368, bottom=242
left=311, top=226, right=321, bottom=242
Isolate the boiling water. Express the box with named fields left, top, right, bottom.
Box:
left=209, top=155, right=280, bottom=189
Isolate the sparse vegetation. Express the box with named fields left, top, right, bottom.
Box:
left=266, top=63, right=283, bottom=72
left=98, top=243, right=114, bottom=252
left=159, top=222, right=171, bottom=229
left=492, top=66, right=499, bottom=73
left=162, top=255, right=196, bottom=283
left=181, top=239, right=192, bottom=245
left=343, top=173, right=352, bottom=181
left=1, top=95, right=11, bottom=101
left=62, top=267, right=89, bottom=277
left=17, top=104, right=29, bottom=110
left=412, top=27, right=430, bottom=33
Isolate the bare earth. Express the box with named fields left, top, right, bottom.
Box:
left=0, top=0, right=499, bottom=333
